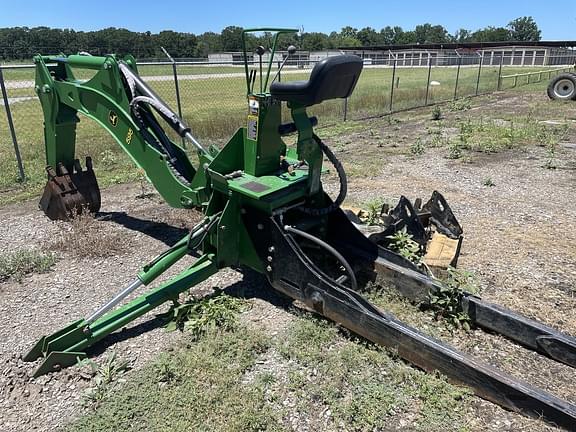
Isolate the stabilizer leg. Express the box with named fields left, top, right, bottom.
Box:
left=24, top=213, right=220, bottom=377
left=24, top=254, right=217, bottom=377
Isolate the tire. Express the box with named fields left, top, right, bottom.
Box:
left=547, top=73, right=576, bottom=100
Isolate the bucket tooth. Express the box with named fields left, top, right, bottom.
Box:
left=39, top=157, right=101, bottom=221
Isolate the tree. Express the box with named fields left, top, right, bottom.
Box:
left=454, top=29, right=472, bottom=42
left=220, top=26, right=244, bottom=51
left=471, top=26, right=512, bottom=42
left=300, top=32, right=329, bottom=51
left=507, top=16, right=541, bottom=41
left=357, top=27, right=379, bottom=46
left=196, top=32, right=222, bottom=56
left=395, top=30, right=417, bottom=45
left=414, top=24, right=450, bottom=44
left=379, top=26, right=396, bottom=45
left=340, top=26, right=358, bottom=40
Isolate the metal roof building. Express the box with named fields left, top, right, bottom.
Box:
left=341, top=41, right=576, bottom=67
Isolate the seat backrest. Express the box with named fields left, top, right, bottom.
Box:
left=270, top=55, right=363, bottom=106
left=307, top=55, right=363, bottom=105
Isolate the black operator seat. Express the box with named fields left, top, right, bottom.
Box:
left=270, top=55, right=363, bottom=107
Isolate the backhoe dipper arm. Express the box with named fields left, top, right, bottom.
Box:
left=34, top=54, right=211, bottom=210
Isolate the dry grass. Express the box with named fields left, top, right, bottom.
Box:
left=47, top=212, right=131, bottom=258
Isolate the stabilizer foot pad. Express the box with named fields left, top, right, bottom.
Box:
left=34, top=351, right=87, bottom=378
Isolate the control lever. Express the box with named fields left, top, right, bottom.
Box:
left=271, top=45, right=297, bottom=84
left=255, top=45, right=267, bottom=93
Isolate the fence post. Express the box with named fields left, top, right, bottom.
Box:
left=424, top=55, right=432, bottom=106
left=453, top=56, right=462, bottom=100
left=497, top=55, right=504, bottom=91
left=0, top=66, right=25, bottom=182
left=343, top=97, right=348, bottom=121
left=475, top=54, right=483, bottom=96
left=389, top=58, right=397, bottom=113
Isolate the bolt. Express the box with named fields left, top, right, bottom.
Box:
left=267, top=256, right=273, bottom=262
left=257, top=223, right=264, bottom=230
left=240, top=208, right=247, bottom=214
left=220, top=225, right=226, bottom=231
left=266, top=265, right=272, bottom=272
left=268, top=246, right=275, bottom=253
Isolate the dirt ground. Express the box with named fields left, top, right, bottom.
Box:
left=1, top=90, right=575, bottom=431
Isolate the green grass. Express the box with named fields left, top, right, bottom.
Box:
left=65, top=311, right=473, bottom=432
left=66, top=327, right=279, bottom=432
left=0, top=249, right=56, bottom=282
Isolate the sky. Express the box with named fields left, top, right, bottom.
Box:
left=1, top=0, right=575, bottom=40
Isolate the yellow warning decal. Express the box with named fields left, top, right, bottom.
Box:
left=247, top=115, right=258, bottom=141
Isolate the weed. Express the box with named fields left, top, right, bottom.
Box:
left=0, top=249, right=56, bottom=282
left=153, top=355, right=180, bottom=385
left=544, top=145, right=558, bottom=169
left=362, top=198, right=384, bottom=225
left=428, top=267, right=479, bottom=330
left=409, top=137, right=425, bottom=156
left=458, top=119, right=474, bottom=146
left=431, top=105, right=442, bottom=120
left=386, top=227, right=422, bottom=265
left=448, top=98, right=472, bottom=112
left=430, top=134, right=441, bottom=147
left=80, top=351, right=130, bottom=408
left=162, top=290, right=247, bottom=339
left=99, top=149, right=119, bottom=166
left=447, top=139, right=462, bottom=159
left=538, top=123, right=567, bottom=169
left=482, top=177, right=495, bottom=187
left=135, top=168, right=154, bottom=199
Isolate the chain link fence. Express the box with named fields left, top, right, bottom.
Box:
left=1, top=54, right=574, bottom=194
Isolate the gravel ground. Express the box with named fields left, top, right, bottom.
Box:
left=0, top=185, right=246, bottom=431
left=1, top=91, right=575, bottom=431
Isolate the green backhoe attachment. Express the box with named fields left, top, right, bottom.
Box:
left=24, top=29, right=576, bottom=429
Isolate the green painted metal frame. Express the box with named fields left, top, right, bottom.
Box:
left=34, top=54, right=210, bottom=209
left=26, top=27, right=327, bottom=376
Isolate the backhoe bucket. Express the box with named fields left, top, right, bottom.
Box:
left=39, top=157, right=101, bottom=221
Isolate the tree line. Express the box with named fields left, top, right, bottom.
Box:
left=0, top=17, right=541, bottom=60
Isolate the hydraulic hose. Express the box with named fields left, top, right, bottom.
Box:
left=284, top=225, right=358, bottom=291
left=299, top=134, right=347, bottom=216
left=118, top=62, right=207, bottom=155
